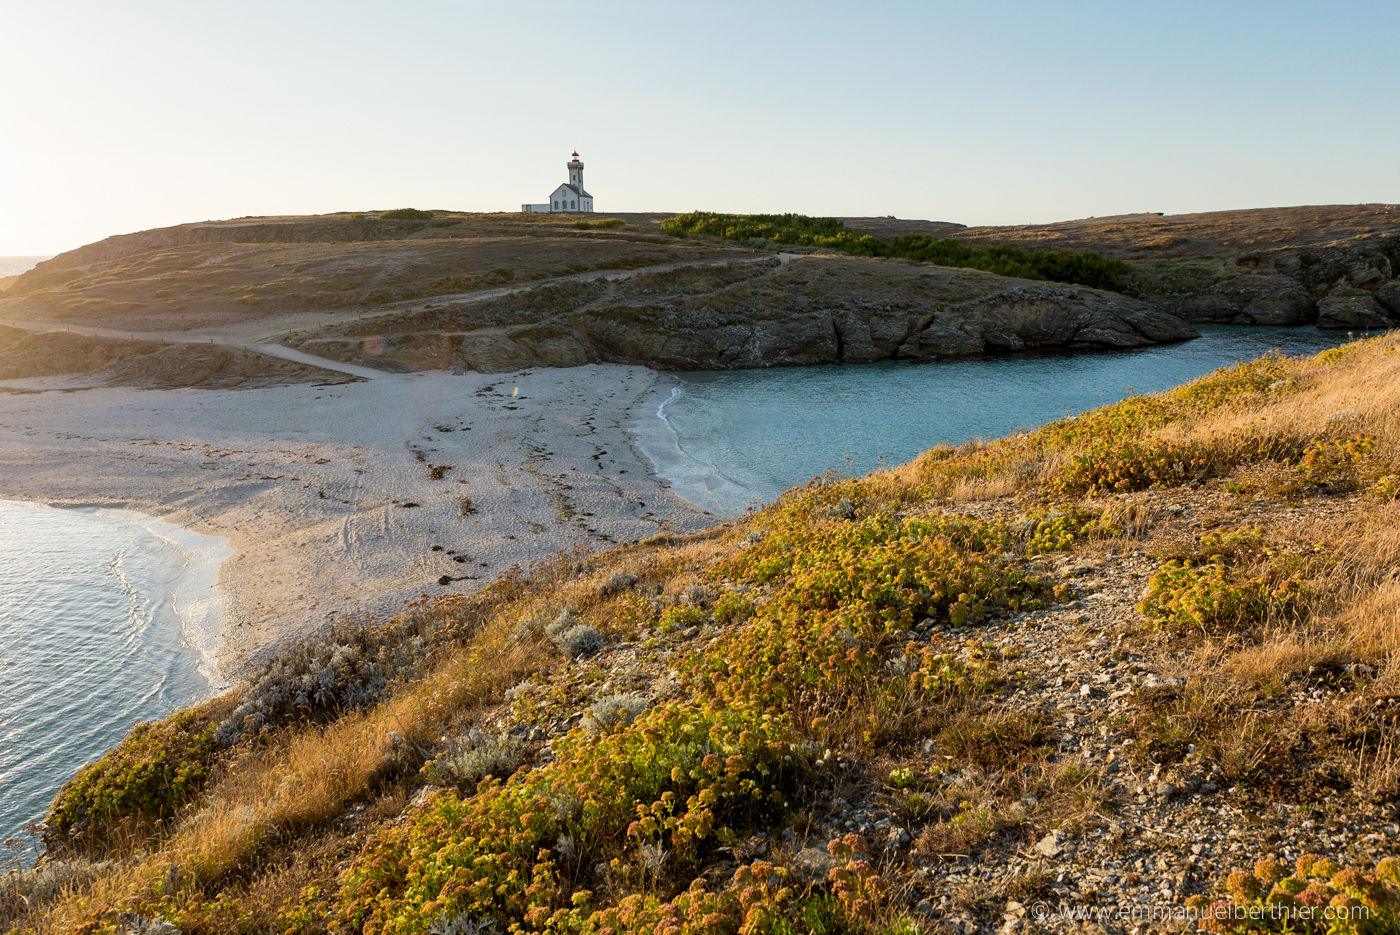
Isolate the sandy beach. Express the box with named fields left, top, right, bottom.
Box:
left=0, top=364, right=712, bottom=677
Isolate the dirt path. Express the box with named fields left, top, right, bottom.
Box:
left=0, top=254, right=801, bottom=381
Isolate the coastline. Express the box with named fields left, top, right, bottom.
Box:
left=0, top=364, right=712, bottom=678
left=0, top=500, right=231, bottom=849
left=109, top=507, right=233, bottom=695
left=627, top=376, right=760, bottom=519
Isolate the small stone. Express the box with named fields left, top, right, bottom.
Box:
left=1036, top=831, right=1065, bottom=857
left=1157, top=782, right=1177, bottom=800
left=788, top=846, right=837, bottom=883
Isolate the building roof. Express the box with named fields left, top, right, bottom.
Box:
left=554, top=183, right=592, bottom=198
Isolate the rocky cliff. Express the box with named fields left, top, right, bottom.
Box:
left=926, top=204, right=1400, bottom=329
left=287, top=256, right=1196, bottom=373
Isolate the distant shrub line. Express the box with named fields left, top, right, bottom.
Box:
left=378, top=208, right=435, bottom=220
left=573, top=218, right=626, bottom=230
left=661, top=211, right=1132, bottom=291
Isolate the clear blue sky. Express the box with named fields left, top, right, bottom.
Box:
left=2, top=0, right=1397, bottom=255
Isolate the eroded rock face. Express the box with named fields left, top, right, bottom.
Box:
left=896, top=286, right=1195, bottom=358
left=1281, top=241, right=1399, bottom=296
left=1376, top=280, right=1400, bottom=316
left=291, top=257, right=1199, bottom=373
left=1166, top=275, right=1315, bottom=325
left=1316, top=285, right=1397, bottom=329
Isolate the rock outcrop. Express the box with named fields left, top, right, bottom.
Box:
left=1376, top=279, right=1400, bottom=316
left=1316, top=285, right=1398, bottom=330
left=293, top=257, right=1198, bottom=374
left=1164, top=274, right=1315, bottom=325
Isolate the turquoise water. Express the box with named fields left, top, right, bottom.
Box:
left=634, top=325, right=1366, bottom=515
left=0, top=502, right=227, bottom=857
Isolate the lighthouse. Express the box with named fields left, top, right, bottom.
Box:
left=521, top=152, right=595, bottom=213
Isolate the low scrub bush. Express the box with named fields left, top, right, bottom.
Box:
left=1190, top=854, right=1400, bottom=933
left=1017, top=503, right=1124, bottom=553
left=657, top=604, right=706, bottom=633
left=598, top=571, right=637, bottom=597
left=1139, top=527, right=1306, bottom=631
left=572, top=218, right=625, bottom=230
left=46, top=709, right=218, bottom=841
left=421, top=732, right=526, bottom=790
left=910, top=351, right=1305, bottom=500
left=712, top=590, right=755, bottom=625
left=660, top=211, right=1132, bottom=290
left=581, top=693, right=649, bottom=735
left=1296, top=433, right=1376, bottom=487
left=379, top=208, right=434, bottom=220
left=546, top=610, right=605, bottom=657
left=1048, top=432, right=1303, bottom=497
left=216, top=612, right=443, bottom=745
left=336, top=702, right=804, bottom=935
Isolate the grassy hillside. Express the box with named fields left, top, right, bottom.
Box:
left=933, top=205, right=1400, bottom=323
left=661, top=213, right=1132, bottom=291
left=11, top=333, right=1400, bottom=934
left=0, top=213, right=744, bottom=333
left=0, top=325, right=354, bottom=389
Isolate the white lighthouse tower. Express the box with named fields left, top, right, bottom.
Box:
left=521, top=152, right=595, bottom=213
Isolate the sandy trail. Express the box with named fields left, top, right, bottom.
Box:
left=0, top=365, right=712, bottom=676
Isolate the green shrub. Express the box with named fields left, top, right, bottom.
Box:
left=47, top=710, right=217, bottom=839
left=660, top=212, right=1132, bottom=291
left=1296, top=434, right=1375, bottom=486
left=712, top=591, right=755, bottom=625
left=336, top=703, right=803, bottom=935
left=910, top=350, right=1305, bottom=500
left=1019, top=504, right=1123, bottom=554
left=379, top=208, right=434, bottom=220
left=1138, top=527, right=1305, bottom=630
left=1048, top=433, right=1304, bottom=497
left=658, top=604, right=707, bottom=633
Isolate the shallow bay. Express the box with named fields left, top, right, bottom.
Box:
left=634, top=325, right=1363, bottom=515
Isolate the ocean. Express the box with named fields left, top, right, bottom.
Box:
left=0, top=501, right=228, bottom=856
left=633, top=325, right=1363, bottom=516
left=0, top=256, right=51, bottom=279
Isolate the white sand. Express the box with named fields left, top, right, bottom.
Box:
left=0, top=365, right=713, bottom=676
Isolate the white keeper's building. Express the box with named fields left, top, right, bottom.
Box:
left=521, top=152, right=594, bottom=213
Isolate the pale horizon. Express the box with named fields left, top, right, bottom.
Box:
left=3, top=0, right=1398, bottom=256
